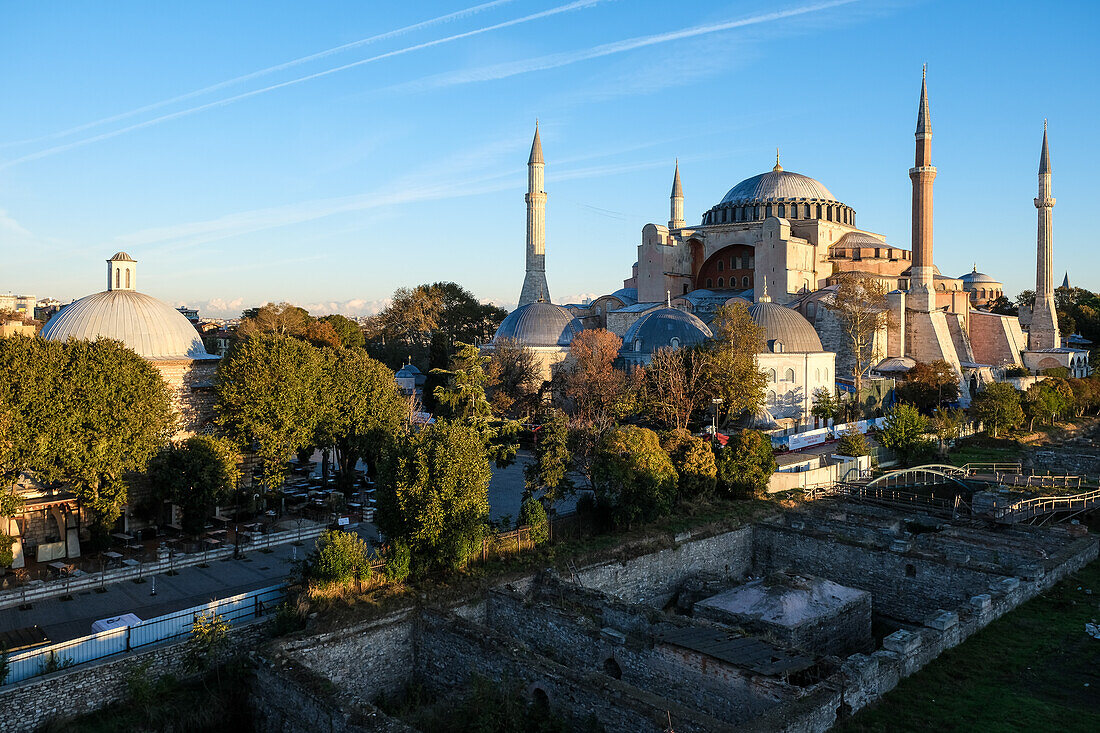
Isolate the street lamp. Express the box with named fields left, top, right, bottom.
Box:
left=711, top=398, right=723, bottom=435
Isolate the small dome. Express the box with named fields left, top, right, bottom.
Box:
left=493, top=301, right=583, bottom=347
left=109, top=252, right=136, bottom=262
left=720, top=169, right=838, bottom=206
left=608, top=287, right=638, bottom=305
left=959, top=267, right=1000, bottom=284
left=748, top=301, right=823, bottom=353
left=833, top=231, right=888, bottom=249
left=621, top=308, right=712, bottom=355
left=42, top=290, right=212, bottom=360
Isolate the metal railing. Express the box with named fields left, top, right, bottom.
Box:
left=0, top=525, right=322, bottom=611
left=2, top=584, right=286, bottom=686
left=991, top=487, right=1100, bottom=523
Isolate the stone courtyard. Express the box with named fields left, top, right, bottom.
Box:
left=248, top=501, right=1097, bottom=732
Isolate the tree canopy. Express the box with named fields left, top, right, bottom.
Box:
left=147, top=435, right=240, bottom=535
left=825, top=274, right=891, bottom=403
left=896, top=360, right=961, bottom=414
left=715, top=430, right=776, bottom=499
left=701, top=302, right=767, bottom=424
left=592, top=426, right=677, bottom=529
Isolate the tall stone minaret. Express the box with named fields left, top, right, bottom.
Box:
left=908, top=66, right=937, bottom=312
left=519, top=123, right=550, bottom=307
left=1029, top=121, right=1060, bottom=350
left=669, top=160, right=685, bottom=230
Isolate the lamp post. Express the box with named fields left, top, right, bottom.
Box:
left=712, top=398, right=723, bottom=436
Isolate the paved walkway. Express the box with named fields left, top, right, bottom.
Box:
left=0, top=540, right=311, bottom=644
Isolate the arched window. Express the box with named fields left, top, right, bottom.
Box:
left=815, top=368, right=821, bottom=381
left=768, top=368, right=777, bottom=382
left=766, top=205, right=773, bottom=218
left=125, top=269, right=130, bottom=288
left=778, top=204, right=786, bottom=218
left=807, top=302, right=816, bottom=318
left=706, top=278, right=713, bottom=288
left=767, top=390, right=776, bottom=405
left=784, top=368, right=796, bottom=382
left=682, top=284, right=689, bottom=294
left=115, top=268, right=120, bottom=289
left=634, top=339, right=642, bottom=352
left=717, top=260, right=724, bottom=272
left=742, top=276, right=749, bottom=288
left=670, top=337, right=680, bottom=349
left=717, top=277, right=724, bottom=287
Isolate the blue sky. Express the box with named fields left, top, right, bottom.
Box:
left=2, top=0, right=1097, bottom=317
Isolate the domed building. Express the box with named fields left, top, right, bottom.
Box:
left=618, top=307, right=712, bottom=367
left=42, top=253, right=218, bottom=437
left=748, top=285, right=835, bottom=421
left=485, top=299, right=585, bottom=380
left=958, top=266, right=1004, bottom=308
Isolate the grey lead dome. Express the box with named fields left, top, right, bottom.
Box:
left=719, top=170, right=838, bottom=206
left=493, top=301, right=584, bottom=347
left=42, top=290, right=213, bottom=360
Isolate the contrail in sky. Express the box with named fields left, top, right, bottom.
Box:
left=1, top=0, right=608, bottom=168
left=1, top=0, right=517, bottom=149
left=396, top=0, right=859, bottom=91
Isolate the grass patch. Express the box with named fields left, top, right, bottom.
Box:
left=839, top=558, right=1100, bottom=732
left=948, top=436, right=1024, bottom=467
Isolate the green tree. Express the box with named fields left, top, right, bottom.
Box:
left=216, top=334, right=323, bottom=491
left=0, top=487, right=23, bottom=567
left=701, top=302, right=767, bottom=424
left=58, top=339, right=175, bottom=531
left=972, top=383, right=1024, bottom=438
left=315, top=349, right=407, bottom=486
left=715, top=430, right=776, bottom=499
left=518, top=497, right=549, bottom=544
left=930, top=407, right=966, bottom=456
left=523, top=409, right=574, bottom=509
left=147, top=435, right=240, bottom=535
left=836, top=428, right=871, bottom=457
left=238, top=302, right=312, bottom=338
left=877, top=404, right=933, bottom=464
left=1023, top=379, right=1073, bottom=429
left=310, top=529, right=372, bottom=586
left=432, top=342, right=519, bottom=467
left=811, top=388, right=840, bottom=422
left=592, top=426, right=677, bottom=528
left=660, top=428, right=717, bottom=503
left=375, top=421, right=491, bottom=573
left=184, top=611, right=230, bottom=674
left=320, top=314, right=365, bottom=349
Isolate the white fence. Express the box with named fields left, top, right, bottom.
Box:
left=2, top=584, right=286, bottom=686
left=0, top=524, right=322, bottom=611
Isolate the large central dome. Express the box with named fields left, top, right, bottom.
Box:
left=720, top=169, right=837, bottom=205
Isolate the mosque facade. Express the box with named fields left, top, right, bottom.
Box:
left=490, top=71, right=1089, bottom=422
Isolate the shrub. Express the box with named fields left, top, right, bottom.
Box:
left=715, top=430, right=776, bottom=499
left=184, top=612, right=230, bottom=674
left=877, top=403, right=934, bottom=465
left=660, top=429, right=717, bottom=503
left=383, top=540, right=412, bottom=584
left=310, top=530, right=371, bottom=586
left=592, top=426, right=677, bottom=528
left=519, top=497, right=550, bottom=544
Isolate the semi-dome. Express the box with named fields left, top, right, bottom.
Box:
left=748, top=299, right=823, bottom=353
left=493, top=301, right=583, bottom=347
left=621, top=308, right=712, bottom=355
left=719, top=169, right=837, bottom=206
left=42, top=291, right=213, bottom=360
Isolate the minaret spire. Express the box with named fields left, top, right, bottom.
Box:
left=519, top=122, right=550, bottom=307
left=669, top=159, right=685, bottom=229
left=773, top=148, right=783, bottom=172
left=908, top=66, right=937, bottom=311
left=1030, top=121, right=1059, bottom=349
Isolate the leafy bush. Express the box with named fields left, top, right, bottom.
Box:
left=184, top=612, right=230, bottom=674
left=310, top=529, right=371, bottom=586
left=877, top=403, right=934, bottom=465
left=715, top=430, right=776, bottom=499
left=660, top=428, right=717, bottom=503
left=519, top=497, right=549, bottom=544
left=592, top=426, right=677, bottom=528
left=383, top=540, right=412, bottom=584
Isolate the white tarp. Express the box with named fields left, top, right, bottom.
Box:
left=91, top=613, right=142, bottom=634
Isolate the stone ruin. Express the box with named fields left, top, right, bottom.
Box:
left=250, top=502, right=1097, bottom=732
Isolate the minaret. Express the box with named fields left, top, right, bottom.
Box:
left=518, top=123, right=551, bottom=307
left=669, top=160, right=685, bottom=229
left=106, top=251, right=137, bottom=292
left=908, top=66, right=937, bottom=312
left=1029, top=121, right=1060, bottom=349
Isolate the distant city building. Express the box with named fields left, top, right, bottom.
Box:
left=0, top=293, right=35, bottom=314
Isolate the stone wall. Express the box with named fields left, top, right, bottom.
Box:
left=0, top=619, right=269, bottom=733
left=572, top=524, right=754, bottom=607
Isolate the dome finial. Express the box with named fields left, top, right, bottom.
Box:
left=772, top=148, right=783, bottom=172
left=758, top=277, right=771, bottom=303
